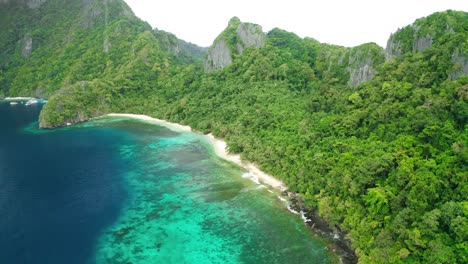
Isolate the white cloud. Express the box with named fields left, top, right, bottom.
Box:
left=124, top=0, right=467, bottom=47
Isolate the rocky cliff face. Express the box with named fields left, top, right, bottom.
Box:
left=204, top=17, right=265, bottom=72
left=385, top=24, right=435, bottom=58
left=384, top=33, right=400, bottom=59
left=412, top=34, right=432, bottom=53
left=449, top=50, right=468, bottom=80
left=344, top=43, right=384, bottom=87
left=347, top=56, right=375, bottom=87
left=384, top=11, right=467, bottom=82
left=236, top=22, right=266, bottom=54
left=203, top=40, right=232, bottom=71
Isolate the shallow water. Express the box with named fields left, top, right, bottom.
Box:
left=0, top=101, right=333, bottom=263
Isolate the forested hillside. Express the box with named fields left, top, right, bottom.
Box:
left=0, top=1, right=466, bottom=263
left=0, top=0, right=205, bottom=125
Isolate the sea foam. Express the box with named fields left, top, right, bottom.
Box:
left=241, top=172, right=260, bottom=184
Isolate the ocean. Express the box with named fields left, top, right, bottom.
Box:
left=0, top=100, right=332, bottom=263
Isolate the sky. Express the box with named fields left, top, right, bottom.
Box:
left=124, top=0, right=467, bottom=48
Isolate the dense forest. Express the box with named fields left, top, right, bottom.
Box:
left=0, top=0, right=466, bottom=263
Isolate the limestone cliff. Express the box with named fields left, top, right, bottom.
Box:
left=204, top=40, right=233, bottom=72
left=347, top=56, right=376, bottom=88
left=449, top=50, right=468, bottom=80
left=385, top=25, right=434, bottom=58
left=385, top=11, right=467, bottom=82
left=346, top=44, right=384, bottom=87
left=204, top=17, right=265, bottom=72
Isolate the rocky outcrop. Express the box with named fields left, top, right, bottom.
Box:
left=21, top=35, right=33, bottom=57
left=346, top=44, right=384, bottom=87
left=204, top=17, right=265, bottom=72
left=384, top=33, right=399, bottom=59
left=385, top=25, right=435, bottom=58
left=204, top=40, right=232, bottom=72
left=38, top=81, right=110, bottom=128
left=449, top=50, right=468, bottom=80
left=236, top=22, right=266, bottom=54
left=285, top=192, right=358, bottom=264
left=413, top=35, right=432, bottom=53
left=348, top=58, right=375, bottom=87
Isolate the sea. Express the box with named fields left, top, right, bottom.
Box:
left=0, top=100, right=333, bottom=264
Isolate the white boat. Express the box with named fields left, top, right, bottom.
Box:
left=10, top=102, right=18, bottom=105
left=25, top=99, right=38, bottom=106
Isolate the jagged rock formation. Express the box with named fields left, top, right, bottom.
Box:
left=412, top=34, right=432, bottom=52
left=204, top=17, right=265, bottom=72
left=347, top=58, right=375, bottom=88
left=346, top=44, right=384, bottom=87
left=316, top=42, right=384, bottom=88
left=385, top=24, right=436, bottom=58
left=384, top=33, right=400, bottom=58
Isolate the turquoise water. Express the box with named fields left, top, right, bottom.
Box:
left=1, top=101, right=333, bottom=263
left=91, top=117, right=333, bottom=263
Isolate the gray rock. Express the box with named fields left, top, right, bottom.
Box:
left=204, top=19, right=265, bottom=72
left=413, top=35, right=432, bottom=53
left=347, top=49, right=380, bottom=87
left=204, top=40, right=232, bottom=72
left=21, top=35, right=33, bottom=57
left=236, top=23, right=265, bottom=53
left=348, top=62, right=375, bottom=87
left=449, top=50, right=468, bottom=80
left=385, top=33, right=402, bottom=59
left=385, top=24, right=433, bottom=59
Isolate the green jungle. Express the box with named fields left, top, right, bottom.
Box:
left=1, top=0, right=466, bottom=263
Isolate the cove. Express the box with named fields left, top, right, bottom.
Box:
left=0, top=101, right=334, bottom=263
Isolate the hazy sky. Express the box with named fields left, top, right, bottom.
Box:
left=124, top=0, right=467, bottom=48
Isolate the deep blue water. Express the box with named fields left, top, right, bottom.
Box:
left=0, top=102, right=129, bottom=264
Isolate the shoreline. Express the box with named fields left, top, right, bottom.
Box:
left=2, top=96, right=36, bottom=101
left=105, top=113, right=287, bottom=191
left=102, top=113, right=356, bottom=263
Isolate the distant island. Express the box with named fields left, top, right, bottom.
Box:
left=0, top=0, right=466, bottom=262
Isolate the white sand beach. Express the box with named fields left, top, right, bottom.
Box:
left=205, top=133, right=286, bottom=191
left=104, top=113, right=286, bottom=191
left=3, top=97, right=35, bottom=100
left=106, top=113, right=193, bottom=132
